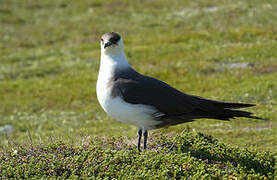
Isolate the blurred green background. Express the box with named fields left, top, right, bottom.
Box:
left=0, top=0, right=276, bottom=154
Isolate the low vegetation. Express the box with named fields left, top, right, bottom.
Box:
left=1, top=131, right=275, bottom=179
left=0, top=0, right=276, bottom=178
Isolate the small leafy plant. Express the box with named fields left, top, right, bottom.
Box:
left=0, top=131, right=275, bottom=179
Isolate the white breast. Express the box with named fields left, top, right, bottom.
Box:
left=96, top=54, right=161, bottom=130
left=97, top=76, right=160, bottom=130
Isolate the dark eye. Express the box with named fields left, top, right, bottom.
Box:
left=101, top=38, right=103, bottom=41
left=110, top=37, right=118, bottom=44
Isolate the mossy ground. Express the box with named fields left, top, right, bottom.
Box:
left=1, top=131, right=276, bottom=179
left=0, top=0, right=277, bottom=178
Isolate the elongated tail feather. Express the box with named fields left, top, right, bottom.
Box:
left=214, top=101, right=256, bottom=109
left=214, top=108, right=265, bottom=120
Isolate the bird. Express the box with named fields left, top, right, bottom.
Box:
left=96, top=32, right=263, bottom=151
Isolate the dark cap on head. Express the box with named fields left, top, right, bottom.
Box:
left=101, top=32, right=121, bottom=44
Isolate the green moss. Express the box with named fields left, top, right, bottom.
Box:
left=0, top=131, right=275, bottom=179
left=0, top=0, right=277, bottom=177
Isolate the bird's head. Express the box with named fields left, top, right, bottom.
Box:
left=100, top=32, right=123, bottom=54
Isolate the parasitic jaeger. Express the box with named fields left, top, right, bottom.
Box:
left=96, top=32, right=263, bottom=151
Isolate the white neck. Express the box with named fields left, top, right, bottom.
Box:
left=99, top=49, right=130, bottom=76
left=97, top=48, right=130, bottom=107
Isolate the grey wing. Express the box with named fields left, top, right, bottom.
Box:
left=112, top=73, right=258, bottom=127
left=113, top=75, right=196, bottom=116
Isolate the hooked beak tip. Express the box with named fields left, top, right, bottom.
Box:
left=104, top=42, right=112, bottom=48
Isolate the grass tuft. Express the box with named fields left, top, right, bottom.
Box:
left=0, top=131, right=275, bottom=179
left=0, top=0, right=277, bottom=178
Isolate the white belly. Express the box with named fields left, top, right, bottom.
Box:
left=97, top=54, right=163, bottom=130
left=97, top=79, right=160, bottom=130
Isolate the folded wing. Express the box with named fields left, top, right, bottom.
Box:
left=111, top=69, right=263, bottom=127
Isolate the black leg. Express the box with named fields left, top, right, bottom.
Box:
left=137, top=129, right=142, bottom=152
left=143, top=130, right=148, bottom=150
